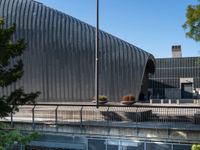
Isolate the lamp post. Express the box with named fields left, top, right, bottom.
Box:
left=95, top=0, right=99, bottom=108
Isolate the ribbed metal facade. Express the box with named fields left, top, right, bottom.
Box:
left=0, top=0, right=155, bottom=102
left=149, top=57, right=200, bottom=99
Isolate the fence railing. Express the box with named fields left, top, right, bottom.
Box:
left=2, top=103, right=200, bottom=130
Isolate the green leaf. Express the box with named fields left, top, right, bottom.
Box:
left=183, top=3, right=200, bottom=42
left=0, top=18, right=40, bottom=149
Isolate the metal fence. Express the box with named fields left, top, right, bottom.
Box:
left=2, top=103, right=200, bottom=131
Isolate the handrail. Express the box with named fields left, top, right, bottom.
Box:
left=23, top=103, right=200, bottom=109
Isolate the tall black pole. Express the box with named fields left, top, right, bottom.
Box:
left=95, top=0, right=99, bottom=108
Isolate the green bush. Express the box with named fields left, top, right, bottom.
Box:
left=93, top=95, right=108, bottom=101
left=98, top=95, right=108, bottom=101
left=192, top=144, right=200, bottom=150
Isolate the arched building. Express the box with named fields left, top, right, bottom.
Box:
left=0, top=0, right=155, bottom=102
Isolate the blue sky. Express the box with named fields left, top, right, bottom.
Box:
left=36, top=0, right=199, bottom=58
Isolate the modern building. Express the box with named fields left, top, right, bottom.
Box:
left=1, top=1, right=200, bottom=150
left=149, top=45, right=200, bottom=99
left=0, top=0, right=155, bottom=102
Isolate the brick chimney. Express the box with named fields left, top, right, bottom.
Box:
left=172, top=45, right=182, bottom=58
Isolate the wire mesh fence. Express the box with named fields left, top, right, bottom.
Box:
left=1, top=104, right=200, bottom=131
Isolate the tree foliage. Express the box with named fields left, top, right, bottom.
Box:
left=0, top=18, right=40, bottom=149
left=0, top=128, right=38, bottom=150
left=183, top=1, right=200, bottom=42
left=0, top=18, right=40, bottom=118
left=192, top=144, right=200, bottom=150
left=183, top=3, right=200, bottom=149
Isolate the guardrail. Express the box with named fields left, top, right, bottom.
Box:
left=2, top=103, right=200, bottom=130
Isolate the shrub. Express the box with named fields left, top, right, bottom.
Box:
left=99, top=95, right=108, bottom=101
left=93, top=95, right=108, bottom=101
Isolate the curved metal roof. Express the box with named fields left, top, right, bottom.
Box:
left=0, top=0, right=155, bottom=102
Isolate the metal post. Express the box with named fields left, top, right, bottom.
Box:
left=55, top=105, right=58, bottom=131
left=136, top=107, right=138, bottom=136
left=144, top=142, right=147, bottom=150
left=95, top=0, right=99, bottom=108
left=32, top=105, right=36, bottom=130
left=10, top=112, right=13, bottom=128
left=80, top=106, right=83, bottom=129
left=107, top=106, right=110, bottom=133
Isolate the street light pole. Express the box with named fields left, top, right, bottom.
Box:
left=95, top=0, right=99, bottom=108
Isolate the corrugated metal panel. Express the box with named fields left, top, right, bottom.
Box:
left=150, top=57, right=200, bottom=98
left=0, top=0, right=155, bottom=102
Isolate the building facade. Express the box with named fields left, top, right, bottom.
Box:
left=149, top=49, right=200, bottom=99
left=0, top=0, right=155, bottom=102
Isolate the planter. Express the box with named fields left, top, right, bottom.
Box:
left=121, top=100, right=135, bottom=106
left=121, top=95, right=135, bottom=106
left=92, top=95, right=108, bottom=105
left=92, top=100, right=108, bottom=105
left=99, top=100, right=108, bottom=105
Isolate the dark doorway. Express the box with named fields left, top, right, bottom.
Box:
left=181, top=83, right=193, bottom=99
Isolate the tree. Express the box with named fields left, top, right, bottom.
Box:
left=183, top=1, right=200, bottom=65
left=0, top=128, right=38, bottom=150
left=183, top=1, right=200, bottom=42
left=0, top=18, right=40, bottom=149
left=192, top=144, right=200, bottom=150
left=183, top=2, right=200, bottom=149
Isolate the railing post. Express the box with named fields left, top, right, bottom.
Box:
left=176, top=99, right=179, bottom=105
left=106, top=106, right=110, bottom=133
left=194, top=99, right=197, bottom=104
left=55, top=105, right=59, bottom=131
left=150, top=99, right=153, bottom=104
left=107, top=106, right=110, bottom=131
left=136, top=107, right=139, bottom=136
left=80, top=106, right=83, bottom=129
left=32, top=105, right=36, bottom=130
left=10, top=112, right=13, bottom=128
left=144, top=142, right=147, bottom=150
left=166, top=107, right=169, bottom=128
